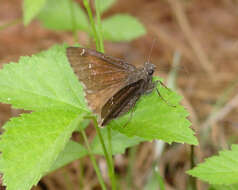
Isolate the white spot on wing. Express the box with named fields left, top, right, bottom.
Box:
left=80, top=48, right=85, bottom=56
left=87, top=90, right=93, bottom=94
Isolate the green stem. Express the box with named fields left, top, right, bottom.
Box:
left=68, top=0, right=78, bottom=43
left=154, top=165, right=165, bottom=190
left=83, top=0, right=100, bottom=50
left=92, top=119, right=117, bottom=190
left=80, top=127, right=107, bottom=190
left=95, top=0, right=104, bottom=53
left=107, top=127, right=117, bottom=189
left=0, top=18, right=21, bottom=30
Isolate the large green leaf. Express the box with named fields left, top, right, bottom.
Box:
left=37, top=0, right=89, bottom=31
left=0, top=45, right=88, bottom=113
left=108, top=78, right=197, bottom=145
left=102, top=14, right=146, bottom=42
left=188, top=144, right=238, bottom=184
left=0, top=111, right=84, bottom=190
left=91, top=128, right=145, bottom=155
left=23, top=0, right=46, bottom=25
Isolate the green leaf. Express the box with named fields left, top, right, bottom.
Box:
left=49, top=119, right=90, bottom=171
left=0, top=111, right=84, bottom=190
left=50, top=140, right=88, bottom=172
left=108, top=78, right=197, bottom=145
left=37, top=0, right=89, bottom=31
left=91, top=128, right=145, bottom=155
left=23, top=0, right=46, bottom=25
left=0, top=44, right=88, bottom=113
left=96, top=0, right=116, bottom=14
left=188, top=144, right=238, bottom=185
left=102, top=14, right=146, bottom=42
left=209, top=184, right=238, bottom=190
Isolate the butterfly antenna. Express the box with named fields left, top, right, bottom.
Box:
left=147, top=38, right=157, bottom=63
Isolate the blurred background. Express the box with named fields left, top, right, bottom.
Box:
left=1, top=0, right=238, bottom=189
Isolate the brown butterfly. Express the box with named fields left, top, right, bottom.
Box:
left=66, top=47, right=160, bottom=126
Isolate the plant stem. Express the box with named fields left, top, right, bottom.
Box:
left=80, top=127, right=107, bottom=190
left=0, top=18, right=21, bottom=30
left=189, top=145, right=197, bottom=190
left=107, top=127, right=117, bottom=189
left=68, top=0, right=78, bottom=43
left=83, top=0, right=100, bottom=50
left=92, top=119, right=117, bottom=190
left=95, top=0, right=104, bottom=53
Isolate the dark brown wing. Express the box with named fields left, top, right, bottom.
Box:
left=101, top=79, right=144, bottom=126
left=66, top=47, right=136, bottom=120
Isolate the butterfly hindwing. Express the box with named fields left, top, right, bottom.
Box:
left=101, top=79, right=143, bottom=126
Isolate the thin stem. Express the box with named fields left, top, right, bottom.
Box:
left=68, top=0, right=78, bottom=43
left=0, top=18, right=21, bottom=30
left=92, top=118, right=117, bottom=190
left=95, top=0, right=104, bottom=53
left=80, top=128, right=107, bottom=190
left=83, top=0, right=100, bottom=50
left=107, top=127, right=117, bottom=189
left=154, top=166, right=165, bottom=190
left=189, top=145, right=197, bottom=190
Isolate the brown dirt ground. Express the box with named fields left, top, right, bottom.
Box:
left=1, top=0, right=238, bottom=190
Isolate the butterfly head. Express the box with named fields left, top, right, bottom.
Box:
left=144, top=62, right=155, bottom=76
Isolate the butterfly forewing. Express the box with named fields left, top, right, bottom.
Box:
left=66, top=47, right=135, bottom=122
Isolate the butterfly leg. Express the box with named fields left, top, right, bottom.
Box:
left=154, top=80, right=176, bottom=107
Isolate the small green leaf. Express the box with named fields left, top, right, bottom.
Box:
left=50, top=140, right=88, bottom=172
left=37, top=0, right=89, bottom=31
left=0, top=111, right=84, bottom=190
left=91, top=128, right=145, bottom=155
left=23, top=0, right=46, bottom=25
left=102, top=14, right=146, bottom=42
left=50, top=128, right=144, bottom=172
left=109, top=78, right=198, bottom=145
left=96, top=0, right=116, bottom=14
left=188, top=144, right=238, bottom=185
left=0, top=45, right=88, bottom=113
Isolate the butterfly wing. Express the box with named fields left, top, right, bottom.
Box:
left=101, top=79, right=144, bottom=126
left=66, top=47, right=136, bottom=122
